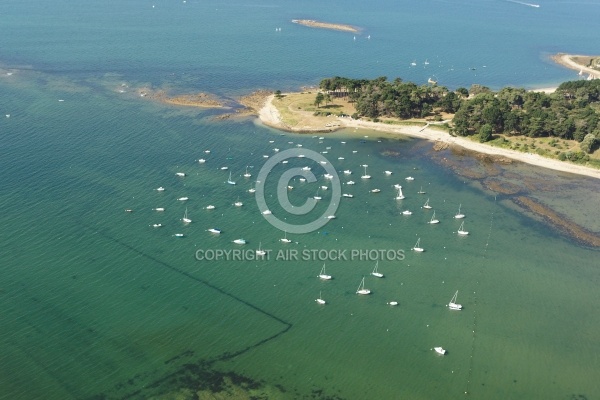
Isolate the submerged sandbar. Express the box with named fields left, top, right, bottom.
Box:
left=292, top=19, right=360, bottom=33
left=153, top=91, right=225, bottom=108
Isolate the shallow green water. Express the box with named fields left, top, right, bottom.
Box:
left=1, top=76, right=599, bottom=399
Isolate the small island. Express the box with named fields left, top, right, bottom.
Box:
left=291, top=19, right=360, bottom=33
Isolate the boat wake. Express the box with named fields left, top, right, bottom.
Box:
left=506, top=0, right=540, bottom=7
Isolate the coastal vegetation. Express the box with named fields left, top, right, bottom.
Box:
left=319, top=76, right=463, bottom=119
left=316, top=76, right=600, bottom=163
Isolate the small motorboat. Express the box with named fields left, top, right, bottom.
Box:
left=434, top=347, right=446, bottom=355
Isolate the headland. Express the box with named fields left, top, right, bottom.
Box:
left=257, top=92, right=600, bottom=180
left=552, top=53, right=600, bottom=79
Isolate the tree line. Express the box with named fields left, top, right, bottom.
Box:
left=317, top=76, right=600, bottom=153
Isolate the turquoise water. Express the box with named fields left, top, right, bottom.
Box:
left=1, top=1, right=600, bottom=398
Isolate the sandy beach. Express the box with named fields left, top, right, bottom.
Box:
left=258, top=95, right=600, bottom=180
left=551, top=53, right=600, bottom=79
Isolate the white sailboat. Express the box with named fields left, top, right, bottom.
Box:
left=316, top=291, right=326, bottom=305
left=423, top=198, right=432, bottom=209
left=428, top=211, right=439, bottom=224
left=371, top=188, right=381, bottom=193
left=395, top=186, right=405, bottom=200
left=356, top=277, right=371, bottom=295
left=417, top=186, right=426, bottom=194
left=448, top=290, right=462, bottom=310
left=318, top=264, right=332, bottom=280
left=244, top=166, right=251, bottom=178
left=178, top=197, right=189, bottom=201
left=457, top=221, right=469, bottom=235
left=280, top=231, right=292, bottom=243
left=346, top=180, right=355, bottom=185
left=402, top=210, right=412, bottom=215
left=227, top=171, right=236, bottom=185
left=234, top=197, right=243, bottom=207
left=361, top=165, right=371, bottom=179
left=156, top=187, right=165, bottom=191
left=412, top=238, right=424, bottom=252
left=371, top=261, right=384, bottom=278
left=182, top=207, right=192, bottom=224
left=206, top=205, right=215, bottom=210
left=454, top=204, right=465, bottom=219
left=248, top=182, right=256, bottom=193
left=256, top=242, right=266, bottom=256
left=153, top=207, right=165, bottom=212
left=342, top=193, right=354, bottom=198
